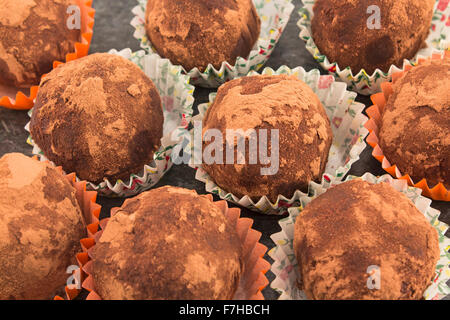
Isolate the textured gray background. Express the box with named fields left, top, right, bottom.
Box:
left=0, top=0, right=448, bottom=300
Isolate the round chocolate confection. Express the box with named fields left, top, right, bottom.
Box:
left=293, top=179, right=440, bottom=300
left=0, top=0, right=81, bottom=88
left=311, top=0, right=435, bottom=74
left=201, top=75, right=333, bottom=203
left=0, top=153, right=86, bottom=300
left=30, top=53, right=164, bottom=184
left=145, top=0, right=261, bottom=72
left=91, top=186, right=243, bottom=300
left=379, top=59, right=450, bottom=188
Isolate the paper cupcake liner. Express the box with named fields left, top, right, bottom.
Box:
left=188, top=66, right=369, bottom=215
left=60, top=171, right=102, bottom=300
left=25, top=49, right=195, bottom=197
left=269, top=173, right=450, bottom=300
left=297, top=0, right=450, bottom=95
left=131, top=0, right=294, bottom=88
left=0, top=0, right=95, bottom=110
left=365, top=51, right=450, bottom=201
left=56, top=194, right=270, bottom=300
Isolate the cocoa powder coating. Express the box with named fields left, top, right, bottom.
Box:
left=202, top=75, right=333, bottom=203
left=0, top=0, right=81, bottom=88
left=293, top=179, right=440, bottom=300
left=30, top=53, right=164, bottom=184
left=91, top=186, right=243, bottom=300
left=0, top=153, right=85, bottom=300
left=379, top=58, right=450, bottom=188
left=145, top=0, right=261, bottom=72
left=311, top=0, right=435, bottom=74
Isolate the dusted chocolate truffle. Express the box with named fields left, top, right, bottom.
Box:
left=0, top=0, right=81, bottom=88
left=311, top=0, right=435, bottom=74
left=202, top=75, right=333, bottom=203
left=145, top=0, right=261, bottom=72
left=91, top=186, right=243, bottom=300
left=294, top=179, right=440, bottom=300
left=379, top=59, right=450, bottom=188
left=30, top=53, right=164, bottom=184
left=0, top=153, right=85, bottom=300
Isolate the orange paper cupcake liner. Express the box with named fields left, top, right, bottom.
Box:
left=364, top=51, right=450, bottom=201
left=0, top=0, right=95, bottom=110
left=56, top=194, right=271, bottom=300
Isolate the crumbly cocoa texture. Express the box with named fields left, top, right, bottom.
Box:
left=294, top=179, right=440, bottom=300
left=30, top=53, right=164, bottom=184
left=91, top=186, right=243, bottom=300
left=379, top=58, right=450, bottom=188
left=145, top=0, right=261, bottom=72
left=311, top=0, right=435, bottom=74
left=201, top=75, right=333, bottom=203
left=0, top=0, right=81, bottom=88
left=0, top=153, right=85, bottom=300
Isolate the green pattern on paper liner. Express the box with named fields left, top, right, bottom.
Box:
left=131, top=0, right=294, bottom=88
left=269, top=173, right=450, bottom=300
left=298, top=0, right=450, bottom=95
left=189, top=66, right=369, bottom=215
left=25, top=49, right=195, bottom=198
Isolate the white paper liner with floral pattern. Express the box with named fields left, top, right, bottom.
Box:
left=188, top=66, right=369, bottom=215
left=297, top=0, right=450, bottom=95
left=269, top=173, right=450, bottom=300
left=25, top=49, right=195, bottom=197
left=131, top=0, right=294, bottom=88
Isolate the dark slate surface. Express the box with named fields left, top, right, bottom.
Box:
left=0, top=0, right=448, bottom=300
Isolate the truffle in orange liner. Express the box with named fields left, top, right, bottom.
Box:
left=57, top=186, right=270, bottom=300
left=0, top=153, right=101, bottom=300
left=364, top=51, right=450, bottom=201
left=0, top=0, right=95, bottom=110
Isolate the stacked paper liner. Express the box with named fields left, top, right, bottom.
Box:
left=0, top=0, right=95, bottom=110
left=189, top=66, right=369, bottom=214
left=297, top=0, right=450, bottom=95
left=53, top=165, right=102, bottom=300
left=56, top=194, right=270, bottom=300
left=131, top=0, right=294, bottom=88
left=26, top=49, right=195, bottom=197
left=365, top=51, right=450, bottom=201
left=269, top=173, right=450, bottom=300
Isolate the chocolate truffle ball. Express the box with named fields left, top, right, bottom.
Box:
left=379, top=59, right=450, bottom=188
left=91, top=186, right=243, bottom=300
left=145, top=0, right=261, bottom=72
left=30, top=53, right=164, bottom=184
left=311, top=0, right=435, bottom=74
left=294, top=179, right=440, bottom=300
left=201, top=75, right=333, bottom=203
left=0, top=153, right=86, bottom=300
left=0, top=0, right=81, bottom=88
